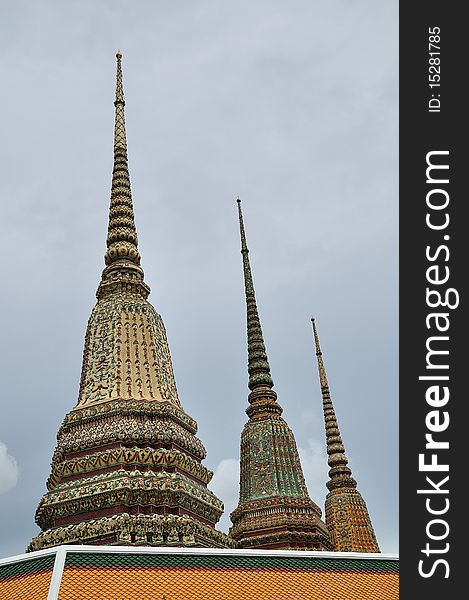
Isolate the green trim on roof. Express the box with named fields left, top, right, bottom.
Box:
left=65, top=552, right=399, bottom=573
left=0, top=555, right=55, bottom=580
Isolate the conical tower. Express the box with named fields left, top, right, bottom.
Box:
left=29, top=54, right=231, bottom=551
left=311, top=317, right=380, bottom=553
left=230, top=200, right=332, bottom=550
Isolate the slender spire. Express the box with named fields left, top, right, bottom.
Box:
left=237, top=199, right=273, bottom=391
left=311, top=317, right=356, bottom=491
left=311, top=317, right=380, bottom=552
left=101, top=52, right=143, bottom=284
left=231, top=205, right=332, bottom=551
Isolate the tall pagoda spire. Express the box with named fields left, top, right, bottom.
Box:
left=29, top=54, right=231, bottom=552
left=311, top=317, right=355, bottom=490
left=311, top=317, right=380, bottom=553
left=237, top=198, right=274, bottom=394
left=98, top=51, right=147, bottom=298
left=230, top=200, right=332, bottom=551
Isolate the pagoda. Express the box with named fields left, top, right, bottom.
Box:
left=28, top=53, right=230, bottom=551
left=311, top=317, right=380, bottom=552
left=230, top=200, right=332, bottom=550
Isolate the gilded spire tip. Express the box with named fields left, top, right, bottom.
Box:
left=116, top=50, right=122, bottom=59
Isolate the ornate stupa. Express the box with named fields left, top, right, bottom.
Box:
left=28, top=53, right=230, bottom=551
left=311, top=317, right=380, bottom=552
left=230, top=200, right=333, bottom=550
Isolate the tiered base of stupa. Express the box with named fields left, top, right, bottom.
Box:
left=29, top=513, right=232, bottom=551
left=29, top=399, right=232, bottom=552
left=230, top=496, right=333, bottom=550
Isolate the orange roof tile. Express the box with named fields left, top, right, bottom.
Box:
left=0, top=545, right=399, bottom=600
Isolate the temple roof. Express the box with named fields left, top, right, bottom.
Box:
left=0, top=545, right=399, bottom=600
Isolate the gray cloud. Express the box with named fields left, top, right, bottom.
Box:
left=0, top=443, right=18, bottom=495
left=0, top=0, right=397, bottom=557
left=210, top=459, right=240, bottom=534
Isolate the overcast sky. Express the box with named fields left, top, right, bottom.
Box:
left=0, top=0, right=397, bottom=557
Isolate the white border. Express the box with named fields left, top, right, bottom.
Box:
left=46, top=546, right=66, bottom=600
left=0, top=544, right=398, bottom=567
left=0, top=546, right=58, bottom=566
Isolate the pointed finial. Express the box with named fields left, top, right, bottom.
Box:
left=311, top=316, right=328, bottom=390
left=311, top=317, right=320, bottom=347
left=311, top=316, right=320, bottom=352
left=236, top=198, right=245, bottom=240
left=311, top=317, right=356, bottom=491
left=236, top=197, right=254, bottom=284
left=98, top=53, right=148, bottom=297
left=237, top=199, right=274, bottom=392
left=115, top=52, right=123, bottom=104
